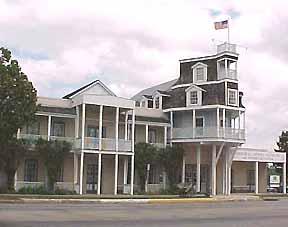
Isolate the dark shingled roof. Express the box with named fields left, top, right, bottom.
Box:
left=38, top=106, right=76, bottom=115
left=63, top=80, right=99, bottom=99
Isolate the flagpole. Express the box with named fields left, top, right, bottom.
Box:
left=227, top=19, right=230, bottom=44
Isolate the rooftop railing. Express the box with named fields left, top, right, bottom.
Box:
left=217, top=43, right=237, bottom=54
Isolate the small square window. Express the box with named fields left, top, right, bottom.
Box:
left=190, top=91, right=198, bottom=105
left=228, top=89, right=238, bottom=106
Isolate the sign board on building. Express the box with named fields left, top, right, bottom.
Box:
left=233, top=149, right=286, bottom=163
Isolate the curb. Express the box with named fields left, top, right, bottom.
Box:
left=0, top=196, right=261, bottom=204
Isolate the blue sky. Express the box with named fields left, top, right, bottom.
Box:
left=1, top=0, right=288, bottom=150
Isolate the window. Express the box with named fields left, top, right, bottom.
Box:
left=196, top=117, right=204, bottom=127
left=52, top=122, right=65, bottom=137
left=87, top=126, right=97, bottom=137
left=26, top=122, right=40, bottom=135
left=247, top=170, right=255, bottom=186
left=24, top=159, right=38, bottom=182
left=228, top=89, right=238, bottom=106
left=155, top=97, right=160, bottom=109
left=148, top=129, right=156, bottom=143
left=190, top=91, right=198, bottom=105
left=196, top=67, right=204, bottom=81
left=87, top=126, right=106, bottom=138
left=141, top=101, right=146, bottom=108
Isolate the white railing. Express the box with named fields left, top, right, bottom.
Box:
left=219, top=69, right=237, bottom=80
left=172, top=127, right=245, bottom=141
left=118, top=139, right=132, bottom=152
left=84, top=137, right=99, bottom=149
left=15, top=181, right=44, bottom=191
left=50, top=136, right=75, bottom=143
left=19, top=134, right=48, bottom=145
left=150, top=143, right=166, bottom=148
left=217, top=43, right=237, bottom=53
left=75, top=138, right=132, bottom=152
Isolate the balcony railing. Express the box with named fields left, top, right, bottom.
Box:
left=172, top=127, right=245, bottom=141
left=217, top=43, right=237, bottom=54
left=19, top=134, right=75, bottom=145
left=219, top=69, right=237, bottom=80
left=74, top=137, right=132, bottom=152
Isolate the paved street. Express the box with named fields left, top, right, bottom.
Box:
left=1, top=200, right=288, bottom=227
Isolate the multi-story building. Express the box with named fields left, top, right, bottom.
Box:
left=1, top=42, right=286, bottom=195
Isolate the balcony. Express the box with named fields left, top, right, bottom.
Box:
left=74, top=137, right=132, bottom=152
left=172, top=127, right=245, bottom=142
left=217, top=43, right=237, bottom=54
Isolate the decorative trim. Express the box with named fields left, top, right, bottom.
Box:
left=171, top=79, right=238, bottom=90
left=179, top=52, right=239, bottom=63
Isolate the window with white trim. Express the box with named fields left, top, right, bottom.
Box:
left=228, top=89, right=238, bottom=106
left=195, top=67, right=205, bottom=81
left=155, top=97, right=160, bottom=109
left=190, top=91, right=198, bottom=105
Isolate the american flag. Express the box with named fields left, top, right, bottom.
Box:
left=214, top=20, right=229, bottom=30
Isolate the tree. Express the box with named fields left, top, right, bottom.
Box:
left=35, top=139, right=72, bottom=192
left=158, top=145, right=184, bottom=189
left=0, top=47, right=38, bottom=191
left=275, top=131, right=288, bottom=182
left=0, top=138, right=29, bottom=191
left=134, top=143, right=158, bottom=191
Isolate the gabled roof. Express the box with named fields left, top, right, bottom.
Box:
left=142, top=95, right=153, bottom=100
left=132, top=79, right=177, bottom=101
left=63, top=80, right=116, bottom=99
left=152, top=90, right=171, bottom=97
left=185, top=84, right=206, bottom=92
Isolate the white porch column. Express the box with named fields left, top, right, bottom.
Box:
left=114, top=154, right=118, bottom=195
left=123, top=157, right=128, bottom=185
left=124, top=111, right=128, bottom=140
left=192, top=109, right=196, bottom=138
left=81, top=104, right=86, bottom=149
left=211, top=145, right=217, bottom=196
left=47, top=115, right=52, bottom=141
left=255, top=161, right=259, bottom=194
left=115, top=107, right=119, bottom=151
left=99, top=105, right=103, bottom=150
left=170, top=111, right=173, bottom=146
left=130, top=154, right=135, bottom=195
left=182, top=155, right=186, bottom=184
left=196, top=144, right=201, bottom=193
left=164, top=126, right=167, bottom=147
left=216, top=108, right=220, bottom=137
left=222, top=108, right=226, bottom=137
left=79, top=151, right=84, bottom=195
left=243, top=111, right=246, bottom=131
left=222, top=150, right=226, bottom=194
left=238, top=110, right=241, bottom=130
left=227, top=153, right=231, bottom=195
left=145, top=124, right=149, bottom=143
left=283, top=162, right=287, bottom=194
left=130, top=109, right=135, bottom=195
left=75, top=106, right=79, bottom=138
left=74, top=153, right=78, bottom=185
left=97, top=153, right=102, bottom=195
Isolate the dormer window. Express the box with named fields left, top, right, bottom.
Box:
left=141, top=100, right=146, bottom=108
left=228, top=89, right=238, bottom=106
left=185, top=85, right=205, bottom=106
left=192, top=63, right=208, bottom=83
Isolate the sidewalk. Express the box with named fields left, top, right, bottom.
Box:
left=0, top=194, right=262, bottom=204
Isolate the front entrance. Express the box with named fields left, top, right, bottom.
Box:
left=86, top=164, right=98, bottom=193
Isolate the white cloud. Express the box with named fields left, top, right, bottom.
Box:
left=1, top=0, right=288, bottom=149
